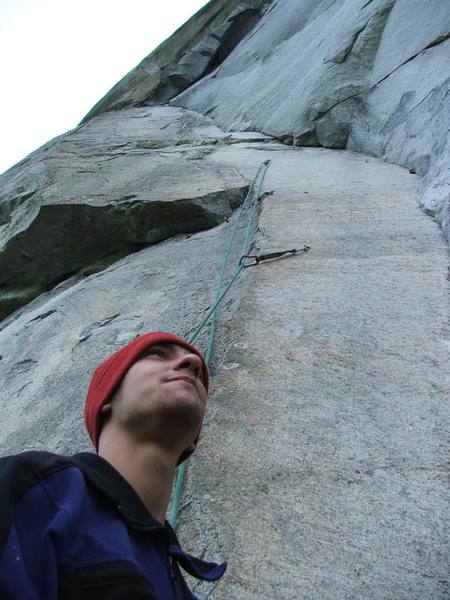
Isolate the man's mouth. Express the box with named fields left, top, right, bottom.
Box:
left=169, top=376, right=197, bottom=388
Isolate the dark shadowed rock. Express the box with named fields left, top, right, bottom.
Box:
left=0, top=107, right=255, bottom=319
left=81, top=0, right=269, bottom=122
left=0, top=209, right=255, bottom=457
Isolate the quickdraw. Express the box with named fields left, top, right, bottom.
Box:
left=239, top=245, right=310, bottom=267
left=169, top=160, right=310, bottom=528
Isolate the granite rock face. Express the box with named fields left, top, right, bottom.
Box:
left=1, top=1, right=449, bottom=599
left=178, top=144, right=450, bottom=600
left=84, top=0, right=450, bottom=241
left=0, top=107, right=252, bottom=319
left=81, top=0, right=269, bottom=121
left=170, top=0, right=450, bottom=240
left=1, top=143, right=448, bottom=600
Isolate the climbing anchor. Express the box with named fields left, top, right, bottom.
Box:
left=258, top=190, right=274, bottom=202
left=239, top=245, right=310, bottom=267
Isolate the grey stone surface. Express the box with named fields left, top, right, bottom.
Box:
left=0, top=130, right=449, bottom=596
left=419, top=132, right=450, bottom=241
left=77, top=0, right=450, bottom=241
left=81, top=0, right=268, bottom=122
left=0, top=209, right=255, bottom=456
left=369, top=0, right=450, bottom=83
left=173, top=0, right=391, bottom=136
left=177, top=144, right=450, bottom=599
left=169, top=0, right=450, bottom=240
left=80, top=0, right=450, bottom=242
left=347, top=40, right=450, bottom=241
left=0, top=107, right=252, bottom=319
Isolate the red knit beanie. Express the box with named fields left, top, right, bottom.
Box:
left=84, top=331, right=209, bottom=464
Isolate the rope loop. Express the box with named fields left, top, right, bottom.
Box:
left=169, top=160, right=312, bottom=527
left=169, top=160, right=271, bottom=527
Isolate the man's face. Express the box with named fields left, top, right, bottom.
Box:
left=101, top=342, right=207, bottom=452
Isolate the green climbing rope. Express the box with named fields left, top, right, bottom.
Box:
left=169, top=160, right=271, bottom=527
left=203, top=160, right=270, bottom=363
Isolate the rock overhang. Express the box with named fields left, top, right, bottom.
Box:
left=0, top=107, right=271, bottom=320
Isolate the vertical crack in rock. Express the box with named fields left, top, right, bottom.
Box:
left=149, top=7, right=264, bottom=105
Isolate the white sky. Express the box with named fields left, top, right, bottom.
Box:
left=0, top=0, right=208, bottom=174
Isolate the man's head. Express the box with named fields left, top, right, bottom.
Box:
left=84, top=332, right=209, bottom=464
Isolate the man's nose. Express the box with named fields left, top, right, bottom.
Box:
left=174, top=352, right=203, bottom=379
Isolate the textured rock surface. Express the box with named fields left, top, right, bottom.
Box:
left=170, top=0, right=449, bottom=242
left=40, top=0, right=450, bottom=240
left=81, top=0, right=269, bottom=121
left=177, top=145, right=450, bottom=599
left=0, top=212, right=253, bottom=456
left=0, top=107, right=259, bottom=319
left=2, top=142, right=448, bottom=598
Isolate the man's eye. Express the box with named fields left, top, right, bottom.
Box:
left=145, top=348, right=165, bottom=357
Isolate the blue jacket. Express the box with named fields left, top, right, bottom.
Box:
left=0, top=451, right=226, bottom=599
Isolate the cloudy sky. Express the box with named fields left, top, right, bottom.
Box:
left=0, top=0, right=208, bottom=174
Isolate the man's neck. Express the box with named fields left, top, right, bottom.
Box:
left=98, top=432, right=178, bottom=524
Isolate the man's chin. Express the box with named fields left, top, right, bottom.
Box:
left=164, top=381, right=206, bottom=409
left=162, top=394, right=204, bottom=428
left=165, top=378, right=205, bottom=398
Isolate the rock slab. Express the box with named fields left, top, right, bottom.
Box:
left=177, top=145, right=450, bottom=599
left=83, top=0, right=450, bottom=242
left=0, top=107, right=251, bottom=319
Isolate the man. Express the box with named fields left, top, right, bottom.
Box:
left=0, top=331, right=226, bottom=599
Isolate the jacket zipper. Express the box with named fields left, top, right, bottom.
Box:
left=168, top=556, right=184, bottom=599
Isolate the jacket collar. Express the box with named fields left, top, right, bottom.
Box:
left=70, top=452, right=166, bottom=531
left=69, top=452, right=226, bottom=582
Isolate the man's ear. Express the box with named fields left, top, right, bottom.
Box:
left=99, top=402, right=112, bottom=426
left=184, top=441, right=196, bottom=454
left=178, top=441, right=196, bottom=464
